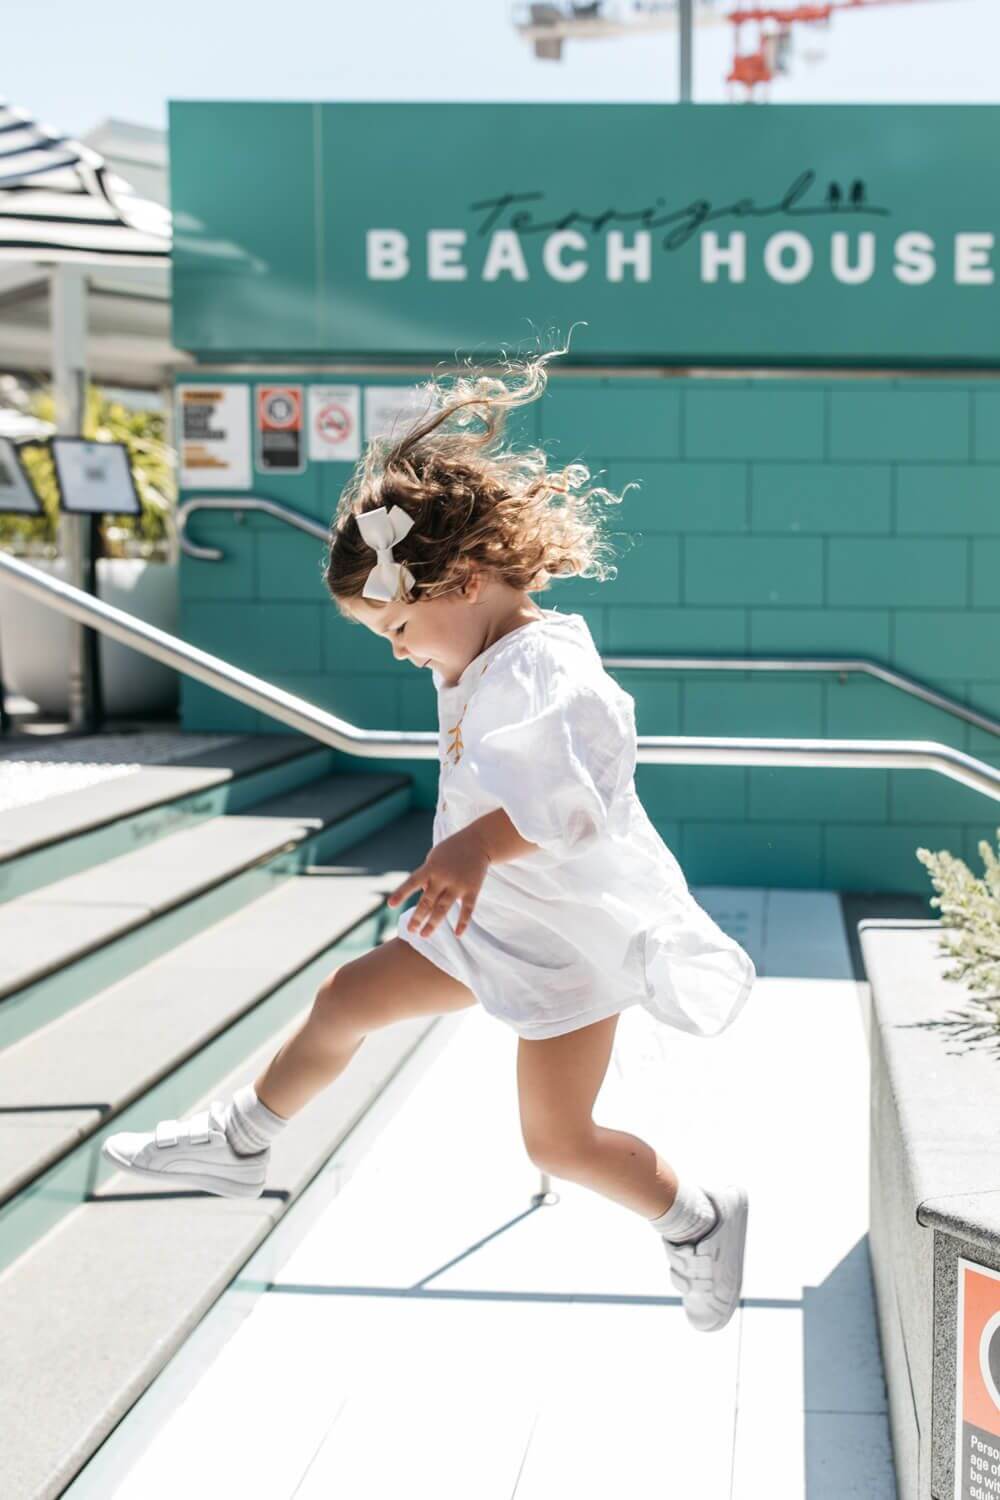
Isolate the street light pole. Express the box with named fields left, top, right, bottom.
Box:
left=679, top=0, right=693, bottom=101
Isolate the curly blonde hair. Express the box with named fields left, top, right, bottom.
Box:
left=323, top=333, right=634, bottom=615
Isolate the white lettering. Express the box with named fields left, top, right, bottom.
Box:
left=701, top=231, right=746, bottom=282
left=831, top=231, right=875, bottom=285
left=607, top=230, right=651, bottom=282
left=367, top=229, right=409, bottom=280
left=764, top=231, right=813, bottom=283
left=482, top=230, right=529, bottom=281
left=362, top=227, right=996, bottom=291
left=543, top=230, right=588, bottom=282
left=955, top=231, right=994, bottom=285
left=427, top=229, right=467, bottom=281
left=894, top=231, right=935, bottom=285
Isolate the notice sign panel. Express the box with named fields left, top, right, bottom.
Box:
left=177, top=383, right=251, bottom=489
left=308, top=385, right=360, bottom=462
left=955, top=1259, right=1000, bottom=1498
left=363, top=385, right=438, bottom=445
left=51, top=438, right=141, bottom=515
left=256, top=384, right=304, bottom=473
left=0, top=437, right=41, bottom=515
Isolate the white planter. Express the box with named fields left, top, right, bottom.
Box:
left=0, top=555, right=179, bottom=718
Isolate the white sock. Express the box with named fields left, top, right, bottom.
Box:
left=223, top=1083, right=289, bottom=1157
left=648, top=1179, right=719, bottom=1244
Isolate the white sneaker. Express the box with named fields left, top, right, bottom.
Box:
left=660, top=1184, right=748, bottom=1333
left=101, top=1099, right=270, bottom=1199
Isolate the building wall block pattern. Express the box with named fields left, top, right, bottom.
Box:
left=178, top=373, right=1000, bottom=894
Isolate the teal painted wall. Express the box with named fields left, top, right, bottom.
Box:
left=178, top=370, right=1000, bottom=896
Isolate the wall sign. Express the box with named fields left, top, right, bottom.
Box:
left=170, top=102, right=1000, bottom=366
left=255, top=384, right=305, bottom=473
left=308, top=384, right=360, bottom=461
left=363, top=386, right=438, bottom=444
left=176, top=383, right=251, bottom=489
left=0, top=437, right=41, bottom=515
left=955, top=1258, right=1000, bottom=1499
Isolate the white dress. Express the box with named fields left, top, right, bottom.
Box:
left=395, top=607, right=756, bottom=1040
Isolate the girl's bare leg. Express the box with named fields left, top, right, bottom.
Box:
left=252, top=937, right=477, bottom=1120
left=516, top=1013, right=679, bottom=1219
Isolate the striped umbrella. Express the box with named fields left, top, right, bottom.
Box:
left=0, top=99, right=170, bottom=264
left=0, top=101, right=172, bottom=733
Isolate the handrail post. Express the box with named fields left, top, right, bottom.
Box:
left=533, top=1170, right=556, bottom=1207
left=0, top=624, right=9, bottom=736
left=52, top=262, right=101, bottom=735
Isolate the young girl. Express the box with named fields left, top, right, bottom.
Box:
left=103, top=344, right=756, bottom=1334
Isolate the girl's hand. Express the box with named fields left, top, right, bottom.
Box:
left=385, top=827, right=491, bottom=938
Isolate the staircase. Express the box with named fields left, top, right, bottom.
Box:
left=0, top=733, right=440, bottom=1500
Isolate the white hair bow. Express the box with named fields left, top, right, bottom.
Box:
left=356, top=504, right=416, bottom=602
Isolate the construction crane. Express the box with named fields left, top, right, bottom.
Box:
left=511, top=1, right=727, bottom=62
left=725, top=0, right=953, bottom=100
left=510, top=0, right=955, bottom=100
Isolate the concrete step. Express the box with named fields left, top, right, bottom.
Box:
left=0, top=807, right=433, bottom=1213
left=0, top=770, right=413, bottom=1052
left=0, top=733, right=330, bottom=905
left=0, top=807, right=439, bottom=1500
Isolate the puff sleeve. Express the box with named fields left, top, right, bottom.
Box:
left=461, top=653, right=636, bottom=860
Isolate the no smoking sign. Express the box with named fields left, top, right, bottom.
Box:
left=317, top=401, right=351, bottom=446
left=308, top=385, right=361, bottom=462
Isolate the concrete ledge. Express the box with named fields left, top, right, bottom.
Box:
left=860, top=918, right=1000, bottom=1500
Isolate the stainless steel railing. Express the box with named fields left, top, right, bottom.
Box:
left=2, top=550, right=999, bottom=803
left=177, top=495, right=328, bottom=561
left=600, top=652, right=1000, bottom=740
left=177, top=494, right=1000, bottom=742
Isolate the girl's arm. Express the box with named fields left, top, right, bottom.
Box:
left=466, top=807, right=540, bottom=865
left=385, top=809, right=539, bottom=939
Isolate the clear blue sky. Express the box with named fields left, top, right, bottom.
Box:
left=5, top=0, right=997, bottom=139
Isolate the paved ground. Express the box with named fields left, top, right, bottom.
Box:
left=0, top=725, right=242, bottom=812
left=65, top=886, right=897, bottom=1499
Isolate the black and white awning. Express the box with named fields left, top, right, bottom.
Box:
left=0, top=100, right=170, bottom=265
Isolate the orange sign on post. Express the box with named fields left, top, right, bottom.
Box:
left=956, top=1259, right=1000, bottom=1498
left=255, top=384, right=305, bottom=474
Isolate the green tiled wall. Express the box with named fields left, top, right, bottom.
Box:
left=179, top=372, right=1000, bottom=895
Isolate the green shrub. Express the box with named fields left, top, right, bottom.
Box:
left=0, top=381, right=174, bottom=555
left=916, top=830, right=1000, bottom=1012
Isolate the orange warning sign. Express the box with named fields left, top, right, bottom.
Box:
left=255, top=385, right=304, bottom=473
left=956, top=1258, right=1000, bottom=1497
left=257, top=386, right=302, bottom=431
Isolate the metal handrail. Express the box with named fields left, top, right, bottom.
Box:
left=177, top=495, right=327, bottom=561
left=2, top=551, right=999, bottom=803
left=177, top=494, right=1000, bottom=742
left=601, top=653, right=1000, bottom=741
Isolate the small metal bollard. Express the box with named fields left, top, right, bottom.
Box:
left=532, top=1169, right=559, bottom=1208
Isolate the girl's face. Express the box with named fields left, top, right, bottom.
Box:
left=344, top=586, right=486, bottom=683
